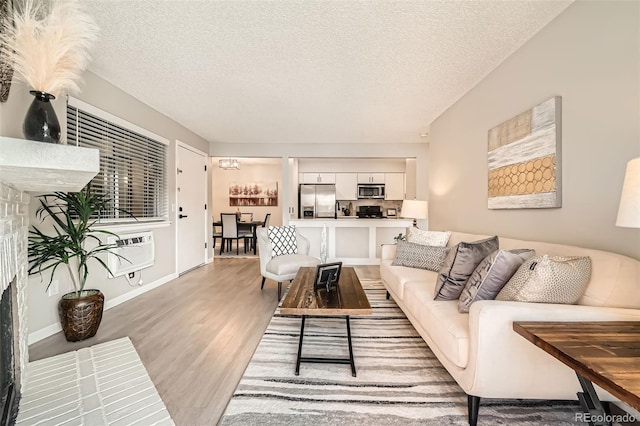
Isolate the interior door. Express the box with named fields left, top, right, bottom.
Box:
left=177, top=143, right=207, bottom=274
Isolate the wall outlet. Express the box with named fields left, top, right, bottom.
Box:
left=48, top=280, right=59, bottom=297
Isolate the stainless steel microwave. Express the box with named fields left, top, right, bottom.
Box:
left=357, top=184, right=385, bottom=199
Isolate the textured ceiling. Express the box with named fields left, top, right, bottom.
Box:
left=85, top=1, right=573, bottom=144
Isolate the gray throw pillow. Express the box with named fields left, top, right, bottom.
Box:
left=458, top=249, right=535, bottom=313
left=392, top=240, right=450, bottom=272
left=434, top=236, right=499, bottom=300
left=496, top=255, right=592, bottom=304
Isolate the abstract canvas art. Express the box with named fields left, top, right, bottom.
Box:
left=487, top=96, right=562, bottom=209
left=229, top=182, right=278, bottom=206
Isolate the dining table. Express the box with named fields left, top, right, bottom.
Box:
left=212, top=219, right=264, bottom=255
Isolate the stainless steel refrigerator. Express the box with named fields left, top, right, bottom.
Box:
left=299, top=184, right=336, bottom=218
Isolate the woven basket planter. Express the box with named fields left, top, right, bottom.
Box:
left=58, top=290, right=104, bottom=342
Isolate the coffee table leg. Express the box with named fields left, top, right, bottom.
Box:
left=346, top=316, right=356, bottom=377
left=295, top=315, right=306, bottom=376
left=576, top=373, right=611, bottom=426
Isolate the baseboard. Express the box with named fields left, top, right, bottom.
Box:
left=206, top=256, right=213, bottom=264
left=28, top=323, right=62, bottom=345
left=104, top=273, right=178, bottom=310
left=28, top=272, right=178, bottom=345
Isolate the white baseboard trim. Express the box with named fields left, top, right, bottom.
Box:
left=28, top=323, right=62, bottom=345
left=206, top=256, right=213, bottom=264
left=28, top=272, right=178, bottom=345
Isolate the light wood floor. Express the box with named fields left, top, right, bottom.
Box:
left=29, top=258, right=380, bottom=425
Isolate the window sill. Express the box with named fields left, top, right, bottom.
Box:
left=93, top=220, right=171, bottom=233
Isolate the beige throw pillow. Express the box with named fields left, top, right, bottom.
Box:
left=406, top=228, right=451, bottom=247
left=496, top=255, right=591, bottom=304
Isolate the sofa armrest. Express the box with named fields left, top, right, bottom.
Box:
left=461, top=300, right=640, bottom=398
left=381, top=244, right=397, bottom=260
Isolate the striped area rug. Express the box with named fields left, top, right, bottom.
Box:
left=220, top=279, right=581, bottom=425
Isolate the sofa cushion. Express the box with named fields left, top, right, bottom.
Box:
left=406, top=228, right=452, bottom=247
left=380, top=259, right=433, bottom=300
left=267, top=226, right=298, bottom=257
left=497, top=255, right=592, bottom=304
left=266, top=254, right=319, bottom=276
left=404, top=281, right=470, bottom=368
left=458, top=249, right=535, bottom=313
left=434, top=236, right=499, bottom=300
left=392, top=240, right=450, bottom=271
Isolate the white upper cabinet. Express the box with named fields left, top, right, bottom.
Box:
left=357, top=173, right=385, bottom=184
left=335, top=173, right=358, bottom=200
left=384, top=173, right=405, bottom=200
left=300, top=173, right=336, bottom=184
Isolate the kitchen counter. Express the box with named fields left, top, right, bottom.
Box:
left=288, top=218, right=414, bottom=265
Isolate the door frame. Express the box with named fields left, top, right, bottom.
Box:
left=174, top=140, right=208, bottom=275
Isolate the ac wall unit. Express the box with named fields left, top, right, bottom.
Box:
left=107, top=231, right=155, bottom=277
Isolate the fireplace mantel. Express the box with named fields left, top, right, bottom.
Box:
left=0, top=136, right=99, bottom=192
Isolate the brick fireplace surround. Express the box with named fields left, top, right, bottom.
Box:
left=0, top=181, right=30, bottom=392
left=0, top=137, right=100, bottom=415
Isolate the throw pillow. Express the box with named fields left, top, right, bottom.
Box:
left=458, top=249, right=535, bottom=313
left=392, top=240, right=450, bottom=272
left=406, top=228, right=452, bottom=247
left=496, top=255, right=592, bottom=304
left=267, top=226, right=298, bottom=257
left=434, top=236, right=499, bottom=300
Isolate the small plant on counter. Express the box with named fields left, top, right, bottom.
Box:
left=393, top=233, right=406, bottom=243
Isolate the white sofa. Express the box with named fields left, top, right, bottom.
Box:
left=380, top=231, right=640, bottom=425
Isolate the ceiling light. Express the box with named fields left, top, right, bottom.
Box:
left=219, top=158, right=240, bottom=170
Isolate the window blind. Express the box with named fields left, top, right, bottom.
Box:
left=66, top=101, right=168, bottom=222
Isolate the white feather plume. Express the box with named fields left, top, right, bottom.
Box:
left=0, top=0, right=99, bottom=96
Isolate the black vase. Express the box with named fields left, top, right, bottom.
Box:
left=23, top=91, right=61, bottom=143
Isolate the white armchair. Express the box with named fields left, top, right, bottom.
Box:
left=257, top=228, right=320, bottom=300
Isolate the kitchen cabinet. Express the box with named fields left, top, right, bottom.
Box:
left=385, top=173, right=405, bottom=200
left=335, top=173, right=358, bottom=200
left=300, top=173, right=335, bottom=184
left=357, top=173, right=385, bottom=184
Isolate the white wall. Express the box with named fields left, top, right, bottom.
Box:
left=0, top=71, right=211, bottom=339
left=298, top=158, right=407, bottom=173
left=429, top=1, right=640, bottom=259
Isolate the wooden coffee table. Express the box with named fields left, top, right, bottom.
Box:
left=280, top=266, right=372, bottom=376
left=514, top=321, right=640, bottom=426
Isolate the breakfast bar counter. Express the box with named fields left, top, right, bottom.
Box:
left=288, top=218, right=413, bottom=265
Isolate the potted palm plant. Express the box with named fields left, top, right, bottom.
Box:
left=28, top=184, right=129, bottom=342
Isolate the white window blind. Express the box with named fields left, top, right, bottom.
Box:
left=66, top=99, right=168, bottom=222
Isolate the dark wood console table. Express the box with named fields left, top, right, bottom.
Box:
left=514, top=321, right=640, bottom=426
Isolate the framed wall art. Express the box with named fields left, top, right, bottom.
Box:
left=487, top=96, right=562, bottom=209
left=229, top=181, right=278, bottom=207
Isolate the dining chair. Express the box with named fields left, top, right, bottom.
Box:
left=221, top=213, right=254, bottom=255
left=262, top=213, right=271, bottom=228
left=240, top=212, right=253, bottom=222
left=212, top=216, right=222, bottom=249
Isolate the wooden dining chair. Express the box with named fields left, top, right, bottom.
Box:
left=240, top=212, right=253, bottom=222
left=262, top=213, right=271, bottom=228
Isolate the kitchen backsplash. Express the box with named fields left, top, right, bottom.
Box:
left=336, top=199, right=403, bottom=216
